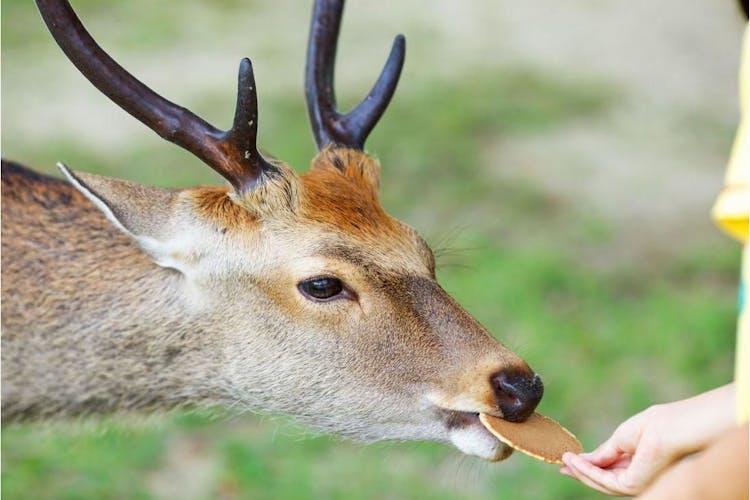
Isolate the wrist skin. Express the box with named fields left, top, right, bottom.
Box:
left=651, top=383, right=736, bottom=460
left=638, top=423, right=749, bottom=500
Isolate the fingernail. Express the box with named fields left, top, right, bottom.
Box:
left=565, top=453, right=582, bottom=465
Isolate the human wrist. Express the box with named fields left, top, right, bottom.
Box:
left=655, top=384, right=736, bottom=457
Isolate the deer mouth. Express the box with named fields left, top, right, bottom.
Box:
left=440, top=410, right=513, bottom=462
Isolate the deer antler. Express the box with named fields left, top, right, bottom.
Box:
left=305, top=0, right=406, bottom=150
left=35, top=0, right=276, bottom=194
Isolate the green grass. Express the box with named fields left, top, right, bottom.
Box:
left=1, top=1, right=740, bottom=499
left=1, top=425, right=162, bottom=499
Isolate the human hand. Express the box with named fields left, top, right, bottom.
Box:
left=559, top=384, right=736, bottom=497
left=559, top=406, right=674, bottom=496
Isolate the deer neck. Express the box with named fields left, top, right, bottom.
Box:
left=1, top=163, right=227, bottom=421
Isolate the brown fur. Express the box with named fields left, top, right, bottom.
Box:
left=2, top=161, right=225, bottom=420
left=1, top=150, right=535, bottom=459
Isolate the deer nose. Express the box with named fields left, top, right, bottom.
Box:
left=491, top=370, right=544, bottom=422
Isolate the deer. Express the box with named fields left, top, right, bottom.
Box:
left=1, top=0, right=544, bottom=462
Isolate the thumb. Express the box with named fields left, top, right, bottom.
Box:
left=618, top=434, right=674, bottom=491
left=584, top=422, right=642, bottom=467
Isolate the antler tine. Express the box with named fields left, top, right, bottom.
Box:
left=305, top=0, right=405, bottom=150
left=35, top=0, right=275, bottom=194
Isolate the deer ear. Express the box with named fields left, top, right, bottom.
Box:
left=58, top=163, right=186, bottom=270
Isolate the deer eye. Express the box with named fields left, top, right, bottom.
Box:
left=298, top=277, right=345, bottom=301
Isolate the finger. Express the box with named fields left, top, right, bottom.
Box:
left=584, top=437, right=632, bottom=467
left=582, top=443, right=621, bottom=467
left=565, top=451, right=630, bottom=496
left=591, top=452, right=632, bottom=472
left=618, top=448, right=668, bottom=494
left=611, top=453, right=633, bottom=470
left=585, top=420, right=642, bottom=466
left=564, top=456, right=620, bottom=496
left=563, top=451, right=623, bottom=471
left=562, top=453, right=595, bottom=480
left=565, top=453, right=622, bottom=495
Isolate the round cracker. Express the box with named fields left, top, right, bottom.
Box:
left=479, top=412, right=583, bottom=464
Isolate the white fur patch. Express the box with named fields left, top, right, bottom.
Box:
left=59, top=163, right=190, bottom=275
left=449, top=424, right=508, bottom=460
left=58, top=163, right=133, bottom=237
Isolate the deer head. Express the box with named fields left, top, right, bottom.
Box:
left=21, top=0, right=544, bottom=460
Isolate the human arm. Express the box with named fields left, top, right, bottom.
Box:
left=639, top=423, right=748, bottom=500
left=560, top=383, right=737, bottom=496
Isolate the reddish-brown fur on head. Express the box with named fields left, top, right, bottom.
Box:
left=302, top=148, right=389, bottom=235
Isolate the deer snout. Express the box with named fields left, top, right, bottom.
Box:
left=491, top=370, right=544, bottom=422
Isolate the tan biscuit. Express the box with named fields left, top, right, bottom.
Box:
left=479, top=412, right=583, bottom=464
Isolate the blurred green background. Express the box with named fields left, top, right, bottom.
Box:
left=1, top=0, right=745, bottom=498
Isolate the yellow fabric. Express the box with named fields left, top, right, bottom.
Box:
left=715, top=26, right=749, bottom=424
left=737, top=244, right=748, bottom=424
left=712, top=27, right=749, bottom=244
